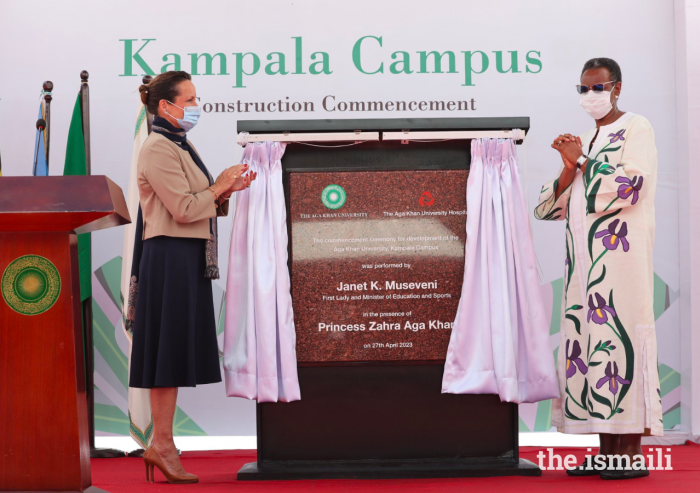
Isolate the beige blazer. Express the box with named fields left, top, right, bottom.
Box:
left=137, top=133, right=229, bottom=240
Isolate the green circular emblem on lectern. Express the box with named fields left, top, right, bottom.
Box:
left=2, top=255, right=61, bottom=316
left=321, top=184, right=346, bottom=210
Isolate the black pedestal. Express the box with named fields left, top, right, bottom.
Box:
left=238, top=457, right=540, bottom=481
left=238, top=364, right=539, bottom=481
left=236, top=116, right=535, bottom=482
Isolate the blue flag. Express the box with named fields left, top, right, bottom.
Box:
left=33, top=102, right=48, bottom=176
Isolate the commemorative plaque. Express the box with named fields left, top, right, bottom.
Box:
left=290, top=169, right=468, bottom=363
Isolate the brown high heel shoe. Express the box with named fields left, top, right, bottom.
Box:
left=144, top=446, right=198, bottom=484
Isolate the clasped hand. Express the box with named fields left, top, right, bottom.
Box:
left=551, top=133, right=584, bottom=170
left=212, top=164, right=258, bottom=199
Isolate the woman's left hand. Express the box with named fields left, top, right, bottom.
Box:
left=222, top=171, right=258, bottom=197
left=553, top=135, right=583, bottom=165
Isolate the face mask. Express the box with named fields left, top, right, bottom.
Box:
left=579, top=90, right=614, bottom=120
left=165, top=101, right=201, bottom=132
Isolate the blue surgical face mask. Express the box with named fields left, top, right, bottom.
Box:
left=165, top=101, right=201, bottom=132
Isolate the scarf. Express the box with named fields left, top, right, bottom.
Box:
left=124, top=117, right=219, bottom=334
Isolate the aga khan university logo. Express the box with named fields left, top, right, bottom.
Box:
left=321, top=184, right=346, bottom=210
left=2, top=255, right=61, bottom=316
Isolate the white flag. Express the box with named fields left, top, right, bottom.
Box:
left=120, top=101, right=153, bottom=449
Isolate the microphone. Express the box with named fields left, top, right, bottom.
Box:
left=33, top=119, right=47, bottom=175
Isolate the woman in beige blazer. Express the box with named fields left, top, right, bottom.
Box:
left=126, top=71, right=256, bottom=484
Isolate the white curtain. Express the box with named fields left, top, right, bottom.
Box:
left=223, top=142, right=301, bottom=403
left=442, top=138, right=559, bottom=404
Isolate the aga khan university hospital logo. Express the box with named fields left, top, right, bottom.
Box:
left=419, top=191, right=434, bottom=206
left=321, top=184, right=346, bottom=210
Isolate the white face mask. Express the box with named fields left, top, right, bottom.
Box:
left=579, top=89, right=614, bottom=120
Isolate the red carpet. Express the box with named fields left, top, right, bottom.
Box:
left=92, top=443, right=700, bottom=492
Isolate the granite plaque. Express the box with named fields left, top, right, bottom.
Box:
left=290, top=169, right=468, bottom=363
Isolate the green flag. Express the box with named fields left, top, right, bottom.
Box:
left=64, top=93, right=92, bottom=301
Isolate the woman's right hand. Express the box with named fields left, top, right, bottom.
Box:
left=211, top=164, right=248, bottom=196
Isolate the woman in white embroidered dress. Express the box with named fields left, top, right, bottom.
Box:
left=535, top=58, right=662, bottom=480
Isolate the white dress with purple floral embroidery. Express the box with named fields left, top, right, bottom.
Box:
left=535, top=113, right=663, bottom=435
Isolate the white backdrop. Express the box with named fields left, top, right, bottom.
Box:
left=0, top=0, right=680, bottom=438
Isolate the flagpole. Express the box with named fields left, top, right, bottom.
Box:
left=143, top=74, right=154, bottom=133
left=124, top=74, right=156, bottom=459
left=79, top=70, right=124, bottom=459
left=80, top=72, right=90, bottom=175
left=43, top=81, right=52, bottom=173
left=79, top=70, right=95, bottom=451
left=80, top=70, right=95, bottom=452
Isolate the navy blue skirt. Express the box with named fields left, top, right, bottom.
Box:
left=129, top=236, right=222, bottom=388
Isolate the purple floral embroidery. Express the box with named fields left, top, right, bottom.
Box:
left=616, top=176, right=643, bottom=205
left=565, top=339, right=588, bottom=379
left=587, top=293, right=617, bottom=325
left=595, top=219, right=630, bottom=252
left=596, top=361, right=630, bottom=395
left=608, top=129, right=626, bottom=143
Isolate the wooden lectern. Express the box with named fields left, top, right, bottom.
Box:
left=0, top=176, right=130, bottom=493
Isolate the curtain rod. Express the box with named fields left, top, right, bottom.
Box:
left=237, top=131, right=380, bottom=146
left=237, top=129, right=525, bottom=146
left=383, top=129, right=525, bottom=142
